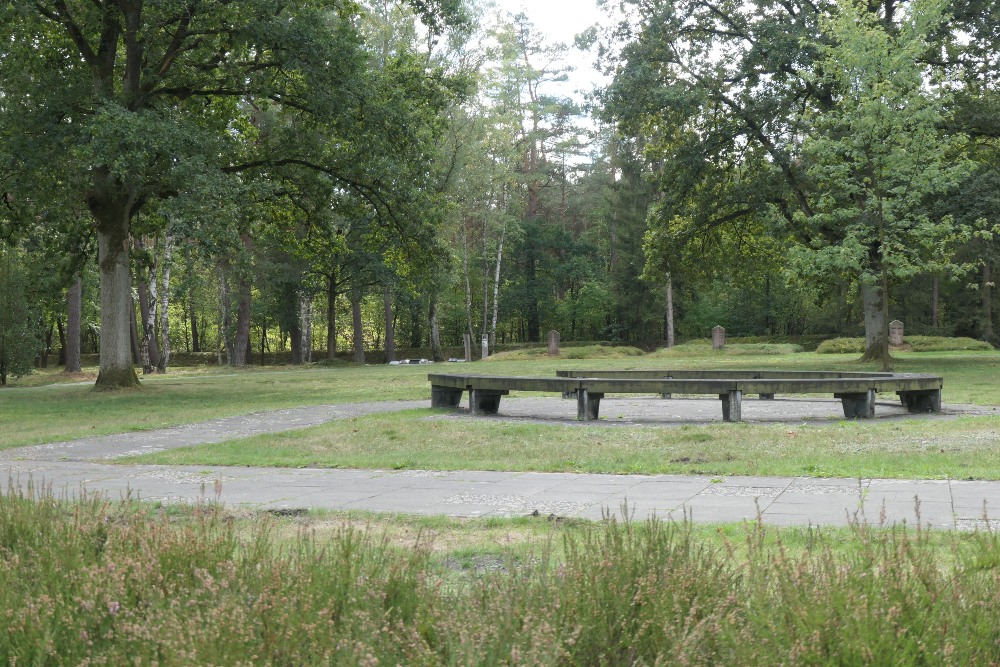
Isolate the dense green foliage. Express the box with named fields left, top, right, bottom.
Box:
left=3, top=488, right=1000, bottom=664
left=0, top=0, right=997, bottom=385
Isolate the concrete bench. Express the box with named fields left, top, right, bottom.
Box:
left=428, top=371, right=943, bottom=423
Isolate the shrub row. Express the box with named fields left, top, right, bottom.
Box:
left=817, top=336, right=994, bottom=354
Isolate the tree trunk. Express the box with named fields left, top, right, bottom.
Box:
left=490, top=223, right=506, bottom=350
left=187, top=247, right=200, bottom=353
left=134, top=237, right=160, bottom=373
left=351, top=288, right=365, bottom=364
left=665, top=275, right=675, bottom=348
left=932, top=275, right=939, bottom=331
left=290, top=294, right=303, bottom=365
left=383, top=283, right=396, bottom=362
left=57, top=318, right=66, bottom=366
left=462, top=225, right=475, bottom=343
left=429, top=296, right=444, bottom=362
left=326, top=275, right=338, bottom=361
left=231, top=233, right=253, bottom=367
left=859, top=282, right=890, bottom=368
left=984, top=262, right=995, bottom=342
left=94, top=212, right=140, bottom=388
left=218, top=268, right=233, bottom=364
left=64, top=277, right=82, bottom=373
left=300, top=292, right=313, bottom=363
left=158, top=234, right=172, bottom=372
left=526, top=256, right=540, bottom=343
left=129, top=296, right=141, bottom=365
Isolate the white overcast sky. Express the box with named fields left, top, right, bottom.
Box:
left=490, top=0, right=613, bottom=101
left=492, top=0, right=607, bottom=46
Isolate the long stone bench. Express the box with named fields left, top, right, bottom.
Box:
left=428, top=370, right=943, bottom=422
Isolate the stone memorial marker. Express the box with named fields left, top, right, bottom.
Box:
left=889, top=320, right=904, bottom=346
left=548, top=330, right=560, bottom=356
left=712, top=325, right=726, bottom=350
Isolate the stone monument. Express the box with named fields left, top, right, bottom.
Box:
left=712, top=325, right=726, bottom=350
left=547, top=330, right=560, bottom=356
left=889, top=320, right=904, bottom=346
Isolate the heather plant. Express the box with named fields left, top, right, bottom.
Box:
left=3, top=484, right=1000, bottom=664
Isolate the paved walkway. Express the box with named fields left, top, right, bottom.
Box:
left=2, top=398, right=998, bottom=530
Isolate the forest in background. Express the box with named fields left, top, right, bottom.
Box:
left=0, top=0, right=997, bottom=386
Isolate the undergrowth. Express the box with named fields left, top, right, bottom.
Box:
left=3, top=484, right=999, bottom=665
left=817, top=336, right=994, bottom=354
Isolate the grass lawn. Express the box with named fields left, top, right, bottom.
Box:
left=122, top=408, right=1000, bottom=479
left=3, top=348, right=999, bottom=479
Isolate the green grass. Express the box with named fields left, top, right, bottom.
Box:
left=121, top=408, right=1000, bottom=479
left=4, top=487, right=1000, bottom=664
left=0, top=346, right=1000, bottom=479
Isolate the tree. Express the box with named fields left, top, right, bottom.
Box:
left=793, top=0, right=969, bottom=367
left=0, top=246, right=38, bottom=385
left=0, top=0, right=462, bottom=388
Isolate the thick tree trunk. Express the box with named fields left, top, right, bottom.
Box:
left=859, top=282, right=890, bottom=368
left=429, top=296, right=444, bottom=362
left=665, top=275, right=675, bottom=348
left=64, top=277, right=82, bottom=373
left=158, top=234, right=172, bottom=372
left=351, top=288, right=365, bottom=364
left=326, top=275, right=338, bottom=361
left=383, top=283, right=396, bottom=362
left=94, top=215, right=139, bottom=388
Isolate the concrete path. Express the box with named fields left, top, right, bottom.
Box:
left=2, top=398, right=998, bottom=530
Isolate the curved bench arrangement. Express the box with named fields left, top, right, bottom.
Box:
left=428, top=370, right=943, bottom=423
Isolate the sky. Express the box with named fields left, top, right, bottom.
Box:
left=490, top=0, right=613, bottom=101
left=492, top=0, right=607, bottom=47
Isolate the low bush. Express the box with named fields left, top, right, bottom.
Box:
left=649, top=341, right=803, bottom=357
left=486, top=345, right=645, bottom=361
left=4, top=487, right=1000, bottom=665
left=817, top=336, right=994, bottom=354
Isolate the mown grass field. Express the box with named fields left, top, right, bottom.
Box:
left=4, top=345, right=997, bottom=479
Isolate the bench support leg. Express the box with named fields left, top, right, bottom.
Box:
left=720, top=390, right=742, bottom=422
left=759, top=393, right=775, bottom=400
left=836, top=390, right=875, bottom=419
left=431, top=386, right=464, bottom=408
left=897, top=389, right=941, bottom=413
left=470, top=389, right=506, bottom=415
left=577, top=390, right=604, bottom=421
